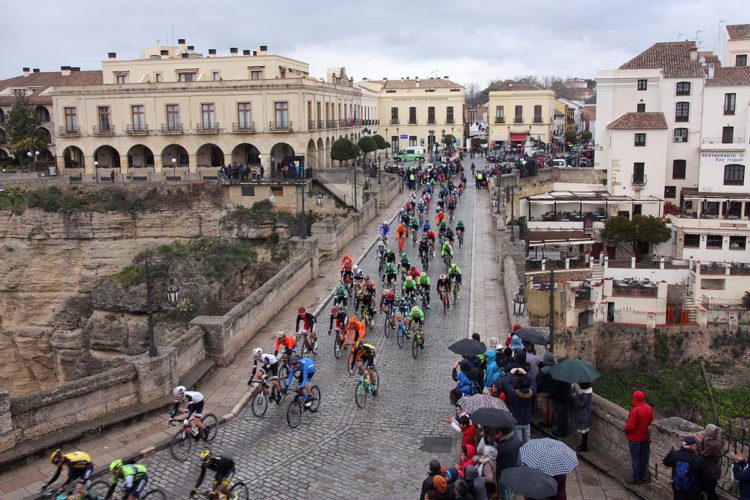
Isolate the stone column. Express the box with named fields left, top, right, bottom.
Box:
left=188, top=154, right=198, bottom=173
left=153, top=155, right=163, bottom=174
left=128, top=347, right=178, bottom=404
left=85, top=155, right=96, bottom=175
left=0, top=389, right=16, bottom=452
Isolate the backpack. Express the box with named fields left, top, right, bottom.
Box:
left=672, top=460, right=693, bottom=492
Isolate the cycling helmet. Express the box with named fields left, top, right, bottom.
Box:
left=172, top=385, right=186, bottom=396
left=252, top=347, right=262, bottom=358
left=199, top=450, right=213, bottom=462
left=383, top=220, right=388, bottom=225
left=402, top=252, right=407, bottom=257
left=355, top=268, right=364, bottom=277
left=352, top=264, right=359, bottom=272
left=50, top=449, right=63, bottom=464
left=377, top=240, right=385, bottom=247
left=405, top=276, right=413, bottom=282
left=411, top=305, right=421, bottom=313
left=298, top=307, right=306, bottom=315
left=364, top=275, right=370, bottom=281
left=331, top=307, right=339, bottom=315
left=440, top=273, right=447, bottom=280
left=289, top=353, right=301, bottom=365
left=421, top=272, right=427, bottom=278
left=109, top=459, right=123, bottom=473
left=386, top=248, right=393, bottom=254
left=276, top=331, right=285, bottom=339
left=349, top=317, right=358, bottom=325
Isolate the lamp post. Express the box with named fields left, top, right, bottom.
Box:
left=377, top=155, right=381, bottom=185
left=144, top=258, right=180, bottom=357
left=385, top=128, right=389, bottom=158
left=315, top=192, right=324, bottom=206
left=513, top=285, right=527, bottom=316
left=172, top=157, right=177, bottom=178
left=548, top=269, right=555, bottom=354
left=94, top=161, right=99, bottom=184
left=507, top=185, right=516, bottom=241
left=298, top=180, right=307, bottom=238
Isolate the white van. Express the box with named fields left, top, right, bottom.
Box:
left=552, top=159, right=567, bottom=168
left=395, top=146, right=426, bottom=161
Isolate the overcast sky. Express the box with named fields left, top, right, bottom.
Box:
left=1, top=0, right=745, bottom=85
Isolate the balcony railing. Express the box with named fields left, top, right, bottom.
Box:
left=447, top=119, right=455, bottom=124
left=232, top=122, right=256, bottom=133
left=533, top=117, right=543, bottom=123
left=631, top=174, right=647, bottom=186
left=327, top=120, right=337, bottom=128
left=408, top=119, right=417, bottom=125
left=160, top=124, right=184, bottom=135
left=702, top=137, right=745, bottom=145
left=318, top=120, right=325, bottom=129
left=194, top=123, right=222, bottom=134
left=58, top=126, right=81, bottom=137
left=308, top=120, right=316, bottom=130
left=92, top=125, right=115, bottom=136
left=494, top=117, right=505, bottom=123
left=125, top=125, right=149, bottom=136
left=269, top=121, right=293, bottom=132
left=514, top=117, right=523, bottom=124
left=390, top=118, right=400, bottom=125
left=39, top=121, right=54, bottom=130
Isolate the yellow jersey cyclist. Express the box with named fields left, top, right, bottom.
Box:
left=448, top=262, right=462, bottom=298
left=405, top=305, right=427, bottom=346
left=105, top=459, right=148, bottom=500
left=42, top=449, right=94, bottom=497
left=349, top=341, right=378, bottom=396
left=191, top=450, right=237, bottom=499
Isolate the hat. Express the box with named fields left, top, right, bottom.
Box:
left=465, top=465, right=479, bottom=480
left=510, top=335, right=524, bottom=351
left=480, top=446, right=498, bottom=463
left=488, top=337, right=499, bottom=348
left=683, top=436, right=697, bottom=447
left=433, top=475, right=448, bottom=493
left=511, top=367, right=527, bottom=376
left=513, top=324, right=522, bottom=331
left=444, top=468, right=459, bottom=483
left=704, top=424, right=720, bottom=438
left=543, top=352, right=555, bottom=364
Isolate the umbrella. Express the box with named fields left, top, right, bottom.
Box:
left=520, top=438, right=578, bottom=476
left=500, top=466, right=557, bottom=498
left=460, top=394, right=509, bottom=415
left=448, top=338, right=485, bottom=358
left=470, top=407, right=516, bottom=428
left=515, top=327, right=549, bottom=345
left=550, top=359, right=601, bottom=384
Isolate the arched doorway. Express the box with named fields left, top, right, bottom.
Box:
left=270, top=142, right=296, bottom=179
left=161, top=144, right=189, bottom=169
left=93, top=145, right=121, bottom=169
left=0, top=149, right=9, bottom=164
left=196, top=143, right=224, bottom=167
left=62, top=146, right=85, bottom=170
left=37, top=147, right=54, bottom=163
left=231, top=143, right=261, bottom=165
left=306, top=140, right=317, bottom=169
left=0, top=127, right=6, bottom=146
left=36, top=106, right=50, bottom=123
left=317, top=138, right=324, bottom=169
left=37, top=127, right=52, bottom=145
left=127, top=144, right=154, bottom=169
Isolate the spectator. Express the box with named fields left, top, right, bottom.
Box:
left=730, top=452, right=750, bottom=500
left=464, top=466, right=486, bottom=500
left=458, top=444, right=477, bottom=477
left=495, top=427, right=520, bottom=500
left=483, top=349, right=500, bottom=390
left=551, top=377, right=571, bottom=438
left=503, top=368, right=536, bottom=445
left=510, top=334, right=524, bottom=352
left=452, top=361, right=474, bottom=396
left=449, top=415, right=476, bottom=448
left=432, top=475, right=456, bottom=500
left=536, top=352, right=556, bottom=427
left=696, top=424, right=722, bottom=500
left=573, top=382, right=593, bottom=452
left=420, top=459, right=443, bottom=500
left=453, top=479, right=475, bottom=500
left=553, top=474, right=567, bottom=500
left=477, top=445, right=497, bottom=497
left=663, top=436, right=707, bottom=500
left=625, top=390, right=654, bottom=485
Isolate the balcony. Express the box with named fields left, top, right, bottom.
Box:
left=318, top=120, right=325, bottom=129
left=699, top=137, right=746, bottom=152
left=513, top=117, right=523, bottom=124
left=327, top=120, right=337, bottom=128
left=675, top=115, right=689, bottom=122
left=160, top=124, right=184, bottom=135
left=269, top=121, right=293, bottom=133
left=446, top=119, right=455, bottom=124
left=533, top=117, right=543, bottom=124
left=232, top=122, right=256, bottom=133
left=92, top=125, right=116, bottom=136
left=125, top=125, right=149, bottom=136
left=58, top=126, right=81, bottom=137
left=39, top=121, right=54, bottom=130
left=631, top=174, right=647, bottom=187
left=194, top=123, right=222, bottom=134
left=494, top=117, right=505, bottom=124
left=390, top=118, right=400, bottom=125
left=308, top=120, right=316, bottom=131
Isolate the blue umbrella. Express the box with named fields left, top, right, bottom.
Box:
left=500, top=466, right=557, bottom=498
left=520, top=438, right=578, bottom=476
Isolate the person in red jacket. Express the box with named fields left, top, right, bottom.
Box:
left=625, top=390, right=654, bottom=485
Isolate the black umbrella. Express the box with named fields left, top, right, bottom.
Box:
left=448, top=338, right=485, bottom=358
left=515, top=327, right=549, bottom=345
left=550, top=359, right=601, bottom=384
left=470, top=407, right=516, bottom=428
left=500, top=466, right=557, bottom=498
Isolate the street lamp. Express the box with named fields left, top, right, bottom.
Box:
left=144, top=259, right=180, bottom=357
left=377, top=155, right=381, bottom=185
left=513, top=286, right=527, bottom=316
left=315, top=192, right=324, bottom=206
left=94, top=161, right=99, bottom=184
left=172, top=157, right=177, bottom=177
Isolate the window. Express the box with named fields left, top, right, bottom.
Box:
left=722, top=126, right=734, bottom=144
left=724, top=164, right=745, bottom=186
left=391, top=107, right=398, bottom=124
left=724, top=93, right=736, bottom=115
left=514, top=105, right=523, bottom=123
left=637, top=79, right=647, bottom=90
left=155, top=73, right=162, bottom=83
left=636, top=103, right=646, bottom=113
left=730, top=236, right=746, bottom=250
left=633, top=162, right=645, bottom=184
left=706, top=235, right=724, bottom=249
left=178, top=72, right=195, bottom=82
left=241, top=186, right=256, bottom=197
left=676, top=82, right=691, bottom=95
left=97, top=106, right=110, bottom=131
left=495, top=105, right=504, bottom=123
left=212, top=71, right=220, bottom=81
left=131, top=105, right=145, bottom=130
left=737, top=54, right=748, bottom=67
left=12, top=89, right=26, bottom=97
left=674, top=128, right=688, bottom=143
left=446, top=106, right=454, bottom=124
left=201, top=103, right=216, bottom=129
left=672, top=159, right=686, bottom=179
left=675, top=102, right=689, bottom=122
left=271, top=186, right=284, bottom=196
left=428, top=107, right=435, bottom=124
left=237, top=103, right=252, bottom=130
left=633, top=204, right=643, bottom=215
left=664, top=186, right=676, bottom=198
left=116, top=74, right=128, bottom=84
left=533, top=105, right=542, bottom=123
left=166, top=105, right=180, bottom=130
left=274, top=101, right=288, bottom=128
left=409, top=107, right=417, bottom=124
left=64, top=107, right=77, bottom=132
left=409, top=136, right=417, bottom=147
left=634, top=133, right=646, bottom=147
left=250, top=70, right=263, bottom=80
left=684, top=234, right=700, bottom=248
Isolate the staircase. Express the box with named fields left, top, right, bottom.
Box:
left=591, top=262, right=604, bottom=281
left=684, top=292, right=698, bottom=322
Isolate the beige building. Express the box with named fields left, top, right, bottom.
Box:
left=720, top=24, right=750, bottom=67
left=487, top=82, right=555, bottom=147
left=358, top=77, right=465, bottom=153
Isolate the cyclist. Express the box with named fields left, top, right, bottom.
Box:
left=402, top=275, right=418, bottom=303
left=170, top=386, right=207, bottom=441
left=422, top=219, right=432, bottom=235
left=348, top=341, right=378, bottom=396
left=444, top=226, right=455, bottom=246
left=384, top=247, right=397, bottom=266
left=416, top=199, right=426, bottom=220
left=448, top=262, right=462, bottom=298
left=435, top=209, right=446, bottom=226
left=364, top=275, right=377, bottom=317
left=375, top=240, right=387, bottom=267
left=437, top=273, right=452, bottom=309
left=407, top=265, right=421, bottom=282
left=328, top=306, right=349, bottom=336
left=425, top=227, right=437, bottom=255
left=438, top=219, right=448, bottom=240
left=396, top=222, right=407, bottom=253
left=42, top=449, right=94, bottom=498
left=273, top=331, right=297, bottom=358
left=356, top=284, right=372, bottom=321
left=409, top=213, right=420, bottom=235
left=441, top=239, right=454, bottom=263
left=418, top=237, right=431, bottom=263
left=295, top=307, right=318, bottom=354
left=105, top=459, right=149, bottom=500
left=352, top=265, right=364, bottom=289
left=191, top=451, right=237, bottom=499
left=400, top=207, right=411, bottom=226
left=456, top=219, right=465, bottom=241
left=344, top=316, right=366, bottom=347
left=341, top=253, right=354, bottom=285
left=380, top=287, right=396, bottom=313
left=417, top=272, right=431, bottom=309
left=333, top=282, right=349, bottom=308
left=379, top=220, right=390, bottom=243
left=284, top=354, right=316, bottom=407
left=399, top=251, right=411, bottom=275
left=406, top=305, right=427, bottom=345
left=248, top=348, right=282, bottom=404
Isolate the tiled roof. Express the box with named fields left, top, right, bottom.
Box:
left=607, top=112, right=668, bottom=130
left=383, top=78, right=463, bottom=90
left=0, top=70, right=102, bottom=105
left=492, top=82, right=543, bottom=92
left=583, top=107, right=596, bottom=120
left=619, top=41, right=705, bottom=78
left=726, top=24, right=750, bottom=40
left=706, top=67, right=750, bottom=86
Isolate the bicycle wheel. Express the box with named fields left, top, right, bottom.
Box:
left=371, top=368, right=380, bottom=394
left=383, top=315, right=391, bottom=338
left=412, top=333, right=419, bottom=359
left=396, top=324, right=405, bottom=348
left=334, top=335, right=343, bottom=359
left=201, top=413, right=219, bottom=442
left=169, top=430, right=191, bottom=461
left=279, top=364, right=290, bottom=387
left=142, top=488, right=167, bottom=499
left=88, top=479, right=111, bottom=498
left=355, top=380, right=368, bottom=408
left=300, top=337, right=309, bottom=357
left=251, top=390, right=268, bottom=417
left=309, top=385, right=321, bottom=413
left=443, top=293, right=448, bottom=315
left=287, top=400, right=303, bottom=428
left=231, top=481, right=250, bottom=500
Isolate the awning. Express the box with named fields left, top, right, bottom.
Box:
left=510, top=133, right=528, bottom=142
left=528, top=230, right=595, bottom=248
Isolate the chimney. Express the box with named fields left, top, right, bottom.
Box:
left=690, top=46, right=698, bottom=61
left=181, top=53, right=189, bottom=59
left=22, top=67, right=30, bottom=77
left=259, top=45, right=268, bottom=52
left=71, top=66, right=80, bottom=72
left=443, top=75, right=449, bottom=79
left=33, top=68, right=40, bottom=73
left=252, top=50, right=257, bottom=56
left=187, top=45, right=194, bottom=51
left=107, top=52, right=117, bottom=59
left=60, top=65, right=71, bottom=76
left=230, top=47, right=238, bottom=55
left=707, top=63, right=715, bottom=79
left=208, top=49, right=216, bottom=57
left=178, top=38, right=186, bottom=52
left=243, top=49, right=251, bottom=55
left=160, top=49, right=169, bottom=56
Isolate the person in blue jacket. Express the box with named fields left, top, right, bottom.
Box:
left=284, top=354, right=316, bottom=407
left=452, top=360, right=474, bottom=396
left=484, top=349, right=501, bottom=389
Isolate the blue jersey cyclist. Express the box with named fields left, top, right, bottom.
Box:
left=284, top=354, right=316, bottom=407
left=379, top=221, right=390, bottom=239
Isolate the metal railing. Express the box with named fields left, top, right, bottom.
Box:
left=702, top=137, right=745, bottom=145
left=269, top=121, right=293, bottom=132
left=494, top=118, right=505, bottom=123
left=194, top=123, right=221, bottom=134
left=308, top=120, right=315, bottom=130
left=327, top=120, right=337, bottom=128
left=390, top=118, right=400, bottom=125
left=318, top=120, right=325, bottom=129
left=631, top=174, right=647, bottom=186
left=92, top=125, right=116, bottom=136
left=160, top=124, right=184, bottom=135
left=58, top=126, right=81, bottom=136
left=125, top=124, right=149, bottom=135
left=232, top=122, right=256, bottom=133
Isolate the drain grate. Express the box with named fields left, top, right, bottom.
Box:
left=421, top=436, right=454, bottom=453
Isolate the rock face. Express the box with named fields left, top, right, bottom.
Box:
left=0, top=200, right=223, bottom=396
